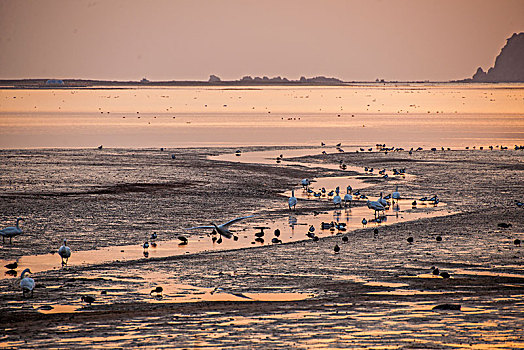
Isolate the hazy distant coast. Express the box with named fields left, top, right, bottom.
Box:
left=4, top=76, right=520, bottom=90
left=0, top=75, right=349, bottom=89
left=2, top=31, right=523, bottom=88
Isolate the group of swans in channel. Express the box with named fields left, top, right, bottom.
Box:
left=292, top=180, right=401, bottom=212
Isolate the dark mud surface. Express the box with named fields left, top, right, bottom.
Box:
left=1, top=147, right=523, bottom=349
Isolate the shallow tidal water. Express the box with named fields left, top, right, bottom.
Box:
left=0, top=147, right=450, bottom=278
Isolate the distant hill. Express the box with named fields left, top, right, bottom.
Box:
left=468, top=32, right=524, bottom=82
left=0, top=75, right=345, bottom=88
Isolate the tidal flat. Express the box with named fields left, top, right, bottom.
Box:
left=0, top=146, right=523, bottom=349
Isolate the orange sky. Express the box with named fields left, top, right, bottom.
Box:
left=0, top=0, right=523, bottom=81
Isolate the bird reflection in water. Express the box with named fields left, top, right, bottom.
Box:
left=288, top=215, right=297, bottom=234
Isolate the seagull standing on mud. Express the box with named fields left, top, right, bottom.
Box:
left=1, top=217, right=24, bottom=244
left=20, top=268, right=35, bottom=298
left=185, top=215, right=254, bottom=239
left=58, top=239, right=71, bottom=266
left=289, top=190, right=297, bottom=210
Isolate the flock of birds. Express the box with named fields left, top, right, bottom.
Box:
left=317, top=142, right=524, bottom=154
left=291, top=181, right=405, bottom=219
left=1, top=227, right=73, bottom=298
left=2, top=144, right=523, bottom=300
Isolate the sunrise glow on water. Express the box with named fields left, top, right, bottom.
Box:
left=1, top=84, right=523, bottom=148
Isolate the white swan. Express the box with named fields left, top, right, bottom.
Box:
left=20, top=268, right=35, bottom=298
left=344, top=187, right=353, bottom=207
left=392, top=186, right=400, bottom=201
left=301, top=179, right=311, bottom=189
left=58, top=239, right=71, bottom=266
left=1, top=217, right=24, bottom=244
left=289, top=190, right=297, bottom=210
left=367, top=200, right=385, bottom=218
left=378, top=192, right=388, bottom=207
left=333, top=187, right=342, bottom=207
left=185, top=215, right=254, bottom=239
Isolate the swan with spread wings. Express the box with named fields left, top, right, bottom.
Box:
left=185, top=215, right=254, bottom=239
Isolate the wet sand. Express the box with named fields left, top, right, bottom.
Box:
left=0, top=146, right=523, bottom=348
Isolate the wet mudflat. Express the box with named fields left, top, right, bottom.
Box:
left=0, top=146, right=523, bottom=348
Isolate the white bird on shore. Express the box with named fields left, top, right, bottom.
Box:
left=289, top=190, right=297, bottom=210
left=301, top=178, right=311, bottom=189
left=1, top=217, right=24, bottom=244
left=185, top=215, right=254, bottom=239
left=333, top=187, right=342, bottom=207
left=367, top=200, right=385, bottom=218
left=58, top=239, right=71, bottom=266
left=378, top=192, right=388, bottom=207
left=344, top=187, right=353, bottom=207
left=392, top=186, right=401, bottom=202
left=20, top=268, right=35, bottom=298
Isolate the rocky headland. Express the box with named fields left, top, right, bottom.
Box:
left=470, top=32, right=524, bottom=82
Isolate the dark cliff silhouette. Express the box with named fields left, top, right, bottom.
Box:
left=470, top=32, right=524, bottom=82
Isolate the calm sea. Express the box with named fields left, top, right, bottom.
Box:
left=0, top=84, right=523, bottom=149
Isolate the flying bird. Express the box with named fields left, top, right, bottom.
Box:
left=185, top=215, right=254, bottom=239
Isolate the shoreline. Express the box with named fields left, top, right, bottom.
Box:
left=2, top=81, right=524, bottom=90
